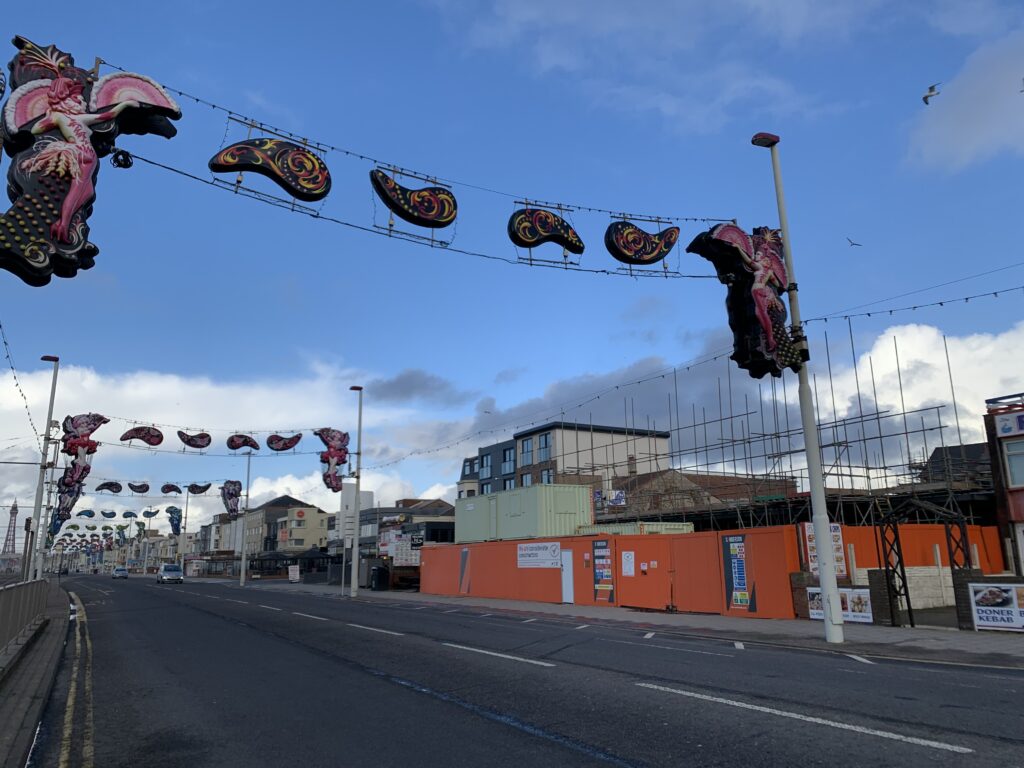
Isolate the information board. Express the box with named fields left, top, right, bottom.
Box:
left=517, top=541, right=561, bottom=568
left=807, top=587, right=873, bottom=623
left=722, top=535, right=749, bottom=609
left=592, top=539, right=614, bottom=603
left=968, top=583, right=1024, bottom=632
left=802, top=522, right=848, bottom=578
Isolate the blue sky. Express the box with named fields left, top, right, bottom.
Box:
left=2, top=1, right=1023, bottom=541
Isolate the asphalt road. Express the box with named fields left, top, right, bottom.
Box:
left=29, top=575, right=1024, bottom=768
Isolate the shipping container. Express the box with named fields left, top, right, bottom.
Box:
left=455, top=484, right=593, bottom=542
left=576, top=522, right=695, bottom=536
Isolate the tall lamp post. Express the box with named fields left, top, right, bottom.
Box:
left=29, top=355, right=60, bottom=581
left=752, top=132, right=844, bottom=643
left=349, top=385, right=363, bottom=597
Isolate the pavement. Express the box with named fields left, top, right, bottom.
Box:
left=0, top=580, right=69, bottom=768
left=27, top=574, right=1024, bottom=767
left=217, top=578, right=1024, bottom=669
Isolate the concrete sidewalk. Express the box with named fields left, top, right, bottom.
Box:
left=212, top=578, right=1024, bottom=669
left=0, top=580, right=69, bottom=768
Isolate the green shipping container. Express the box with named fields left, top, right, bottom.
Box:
left=575, top=522, right=695, bottom=536
left=455, top=484, right=593, bottom=543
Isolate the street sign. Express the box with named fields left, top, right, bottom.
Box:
left=410, top=534, right=425, bottom=549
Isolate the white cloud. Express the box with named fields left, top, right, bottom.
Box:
left=925, top=0, right=1024, bottom=37
left=909, top=27, right=1024, bottom=170
left=420, top=482, right=456, bottom=502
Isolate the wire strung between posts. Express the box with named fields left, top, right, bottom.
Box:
left=99, top=60, right=731, bottom=226
left=0, top=318, right=42, bottom=452
left=128, top=153, right=717, bottom=280
left=805, top=284, right=1024, bottom=324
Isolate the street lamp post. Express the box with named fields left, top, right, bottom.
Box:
left=752, top=132, right=844, bottom=643
left=349, top=386, right=363, bottom=597
left=29, top=356, right=60, bottom=581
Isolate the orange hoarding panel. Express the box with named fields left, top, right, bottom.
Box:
left=670, top=533, right=723, bottom=614
left=719, top=527, right=800, bottom=620
left=615, top=536, right=672, bottom=610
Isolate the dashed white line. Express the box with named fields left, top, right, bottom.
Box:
left=643, top=632, right=656, bottom=639
left=599, top=638, right=734, bottom=658
left=443, top=609, right=459, bottom=614
left=225, top=599, right=249, bottom=604
left=846, top=654, right=875, bottom=665
left=258, top=604, right=282, bottom=611
left=292, top=612, right=328, bottom=621
left=522, top=618, right=537, bottom=623
left=442, top=643, right=556, bottom=667
left=412, top=606, right=429, bottom=610
left=636, top=683, right=972, bottom=754
left=574, top=624, right=590, bottom=630
left=734, top=641, right=745, bottom=650
left=347, top=623, right=404, bottom=636
left=478, top=613, right=492, bottom=618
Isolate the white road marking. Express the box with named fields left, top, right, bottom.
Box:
left=846, top=654, right=875, bottom=665
left=734, top=642, right=745, bottom=650
left=292, top=612, right=328, bottom=621
left=206, top=595, right=221, bottom=600
left=575, top=624, right=590, bottom=630
left=522, top=618, right=537, bottom=623
left=443, top=609, right=459, bottom=614
left=636, top=683, right=972, bottom=754
left=412, top=606, right=429, bottom=610
left=478, top=613, right=492, bottom=618
left=442, top=643, right=556, bottom=667
left=258, top=605, right=282, bottom=611
left=643, top=632, right=655, bottom=639
left=347, top=623, right=405, bottom=636
left=226, top=599, right=249, bottom=604
left=600, top=638, right=733, bottom=658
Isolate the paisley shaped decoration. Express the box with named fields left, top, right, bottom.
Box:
left=84, top=524, right=97, bottom=531
left=604, top=221, right=680, bottom=266
left=177, top=430, right=212, bottom=450
left=369, top=169, right=457, bottom=229
left=123, top=510, right=138, bottom=518
left=95, top=481, right=123, bottom=493
left=227, top=434, right=260, bottom=451
left=142, top=509, right=159, bottom=518
left=120, top=426, right=164, bottom=446
left=209, top=138, right=331, bottom=202
left=127, top=482, right=149, bottom=494
left=100, top=510, right=117, bottom=518
left=187, top=482, right=212, bottom=495
left=101, top=525, right=113, bottom=531
left=75, top=509, right=95, bottom=518
left=267, top=433, right=302, bottom=452
left=161, top=483, right=182, bottom=495
left=507, top=208, right=585, bottom=254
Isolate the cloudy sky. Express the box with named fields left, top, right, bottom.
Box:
left=2, top=1, right=1023, bottom=547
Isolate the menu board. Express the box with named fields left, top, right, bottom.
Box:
left=722, top=535, right=749, bottom=609
left=803, top=522, right=848, bottom=578
left=807, top=587, right=873, bottom=623
left=968, top=584, right=1024, bottom=632
left=591, top=539, right=615, bottom=603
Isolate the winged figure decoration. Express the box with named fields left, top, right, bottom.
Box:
left=0, top=36, right=181, bottom=286
left=314, top=428, right=350, bottom=492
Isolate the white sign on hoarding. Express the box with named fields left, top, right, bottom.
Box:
left=288, top=565, right=300, bottom=583
left=517, top=541, right=561, bottom=569
left=807, top=587, right=873, bottom=623
left=621, top=550, right=635, bottom=577
left=803, top=522, right=848, bottom=578
left=607, top=490, right=626, bottom=507
left=968, top=583, right=1024, bottom=632
left=392, top=537, right=421, bottom=567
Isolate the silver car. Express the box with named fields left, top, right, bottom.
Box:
left=111, top=566, right=128, bottom=579
left=155, top=563, right=184, bottom=584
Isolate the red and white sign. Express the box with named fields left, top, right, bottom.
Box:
left=802, top=522, right=847, bottom=578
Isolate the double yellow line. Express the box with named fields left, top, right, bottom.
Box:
left=59, top=593, right=95, bottom=768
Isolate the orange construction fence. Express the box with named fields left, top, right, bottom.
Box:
left=419, top=524, right=1007, bottom=620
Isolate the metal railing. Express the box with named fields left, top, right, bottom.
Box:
left=0, top=579, right=48, bottom=656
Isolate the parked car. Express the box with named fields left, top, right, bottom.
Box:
left=112, top=566, right=128, bottom=579
left=155, top=563, right=184, bottom=584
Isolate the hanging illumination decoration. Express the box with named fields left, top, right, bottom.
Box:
left=370, top=169, right=457, bottom=229
left=209, top=138, right=331, bottom=201
left=604, top=221, right=679, bottom=266
left=120, top=426, right=164, bottom=446
left=313, top=428, right=349, bottom=492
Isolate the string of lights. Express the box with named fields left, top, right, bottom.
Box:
left=0, top=318, right=42, bottom=452
left=805, top=284, right=1024, bottom=324
left=99, top=60, right=732, bottom=226
left=128, top=154, right=718, bottom=281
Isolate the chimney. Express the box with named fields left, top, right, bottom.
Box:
left=627, top=455, right=637, bottom=476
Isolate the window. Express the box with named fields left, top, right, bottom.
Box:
left=541, top=469, right=553, bottom=484
left=463, top=460, right=471, bottom=477
left=472, top=459, right=478, bottom=473
left=502, top=478, right=515, bottom=491
left=1007, top=438, right=1024, bottom=487
left=480, top=454, right=492, bottom=479
left=293, top=538, right=304, bottom=546
left=521, top=473, right=533, bottom=487
left=481, top=482, right=492, bottom=494
left=501, top=447, right=515, bottom=475
left=538, top=432, right=551, bottom=462
left=521, top=437, right=533, bottom=466
left=292, top=519, right=305, bottom=528
left=467, top=490, right=476, bottom=497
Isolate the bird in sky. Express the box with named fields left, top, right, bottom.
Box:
left=922, top=83, right=940, bottom=105
left=846, top=237, right=863, bottom=247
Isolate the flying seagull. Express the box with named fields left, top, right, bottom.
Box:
left=846, top=237, right=862, bottom=247
left=922, top=83, right=940, bottom=105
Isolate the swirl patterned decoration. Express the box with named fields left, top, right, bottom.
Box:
left=127, top=482, right=149, bottom=494
left=187, top=483, right=211, bottom=495
left=209, top=138, right=332, bottom=202
left=267, top=433, right=302, bottom=452
left=227, top=434, right=260, bottom=451
left=507, top=208, right=585, bottom=254
left=95, top=481, right=123, bottom=494
left=369, top=169, right=458, bottom=229
left=604, top=221, right=679, bottom=266
left=100, top=510, right=117, bottom=518
left=161, top=483, right=182, bottom=495
left=177, top=430, right=212, bottom=450
left=120, top=426, right=164, bottom=446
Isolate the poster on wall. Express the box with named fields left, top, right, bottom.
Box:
left=802, top=522, right=848, bottom=578
left=621, top=550, right=635, bottom=577
left=807, top=587, right=873, bottom=623
left=517, top=541, right=561, bottom=568
left=722, top=535, right=753, bottom=610
left=968, top=584, right=1024, bottom=632
left=592, top=539, right=614, bottom=603
left=392, top=536, right=421, bottom=567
